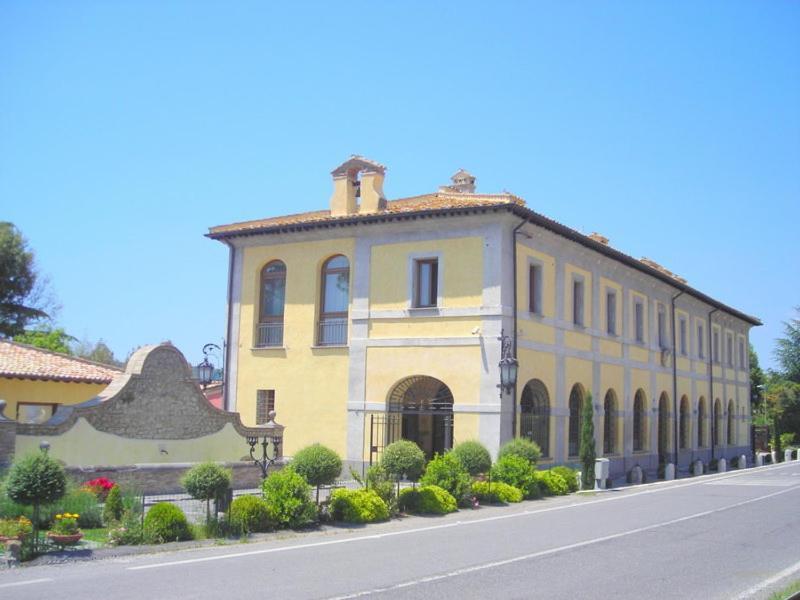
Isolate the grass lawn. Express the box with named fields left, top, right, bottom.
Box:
left=767, top=579, right=800, bottom=600
left=80, top=528, right=109, bottom=544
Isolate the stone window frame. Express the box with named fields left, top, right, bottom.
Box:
left=256, top=389, right=275, bottom=425
left=697, top=320, right=705, bottom=360
left=528, top=258, right=544, bottom=316
left=571, top=274, right=585, bottom=328
left=633, top=295, right=646, bottom=345
left=679, top=316, right=687, bottom=356
left=605, top=287, right=618, bottom=337
left=407, top=251, right=444, bottom=311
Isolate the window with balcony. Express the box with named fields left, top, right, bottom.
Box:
left=318, top=255, right=349, bottom=346
left=257, top=261, right=286, bottom=347
left=413, top=258, right=438, bottom=308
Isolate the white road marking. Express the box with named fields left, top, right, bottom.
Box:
left=0, top=578, right=53, bottom=589
left=731, top=557, right=800, bottom=600
left=323, top=484, right=800, bottom=599
left=706, top=479, right=797, bottom=487
left=127, top=461, right=800, bottom=572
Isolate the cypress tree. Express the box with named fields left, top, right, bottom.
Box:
left=579, top=392, right=596, bottom=489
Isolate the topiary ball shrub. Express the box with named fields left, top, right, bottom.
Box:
left=143, top=502, right=192, bottom=543
left=420, top=453, right=471, bottom=506
left=550, top=466, right=579, bottom=493
left=181, top=462, right=232, bottom=523
left=535, top=470, right=569, bottom=496
left=329, top=489, right=389, bottom=524
left=451, top=440, right=492, bottom=476
left=381, top=440, right=426, bottom=482
left=227, top=495, right=273, bottom=534
left=497, top=438, right=542, bottom=467
left=261, top=468, right=317, bottom=528
left=291, top=444, right=342, bottom=503
left=471, top=481, right=523, bottom=504
left=418, top=485, right=457, bottom=514
left=103, top=484, right=124, bottom=524
left=5, top=452, right=67, bottom=507
left=490, top=454, right=537, bottom=498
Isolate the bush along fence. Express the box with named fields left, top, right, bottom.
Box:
left=8, top=434, right=737, bottom=561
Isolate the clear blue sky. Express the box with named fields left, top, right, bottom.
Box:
left=1, top=2, right=798, bottom=371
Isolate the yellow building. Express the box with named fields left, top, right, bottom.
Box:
left=0, top=340, right=120, bottom=423
left=208, top=156, right=760, bottom=479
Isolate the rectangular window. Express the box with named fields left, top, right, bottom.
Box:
left=529, top=264, right=542, bottom=314
left=606, top=290, right=617, bottom=335
left=414, top=259, right=438, bottom=308
left=739, top=339, right=745, bottom=370
left=16, top=402, right=58, bottom=424
left=634, top=300, right=644, bottom=343
left=256, top=389, right=275, bottom=424
left=697, top=324, right=705, bottom=359
left=572, top=279, right=584, bottom=326
left=713, top=329, right=720, bottom=364
left=727, top=334, right=734, bottom=367
left=657, top=306, right=667, bottom=349
left=679, top=318, right=687, bottom=355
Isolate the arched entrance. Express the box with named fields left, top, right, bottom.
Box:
left=388, top=376, right=454, bottom=459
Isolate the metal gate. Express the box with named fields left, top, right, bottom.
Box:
left=368, top=413, right=401, bottom=466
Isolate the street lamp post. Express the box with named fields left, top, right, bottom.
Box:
left=246, top=411, right=283, bottom=479
left=196, top=343, right=222, bottom=390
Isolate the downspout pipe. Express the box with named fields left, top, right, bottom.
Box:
left=708, top=308, right=719, bottom=461
left=671, top=290, right=684, bottom=469
left=222, top=239, right=236, bottom=412
left=511, top=219, right=527, bottom=439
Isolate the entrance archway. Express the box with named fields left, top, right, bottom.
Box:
left=388, top=376, right=454, bottom=459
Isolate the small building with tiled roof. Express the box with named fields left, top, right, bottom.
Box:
left=0, top=340, right=121, bottom=423
left=208, top=156, right=759, bottom=482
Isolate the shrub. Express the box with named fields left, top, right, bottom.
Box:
left=365, top=464, right=396, bottom=512
left=497, top=438, right=542, bottom=467
left=227, top=495, right=273, bottom=534
left=550, top=466, right=579, bottom=493
left=107, top=510, right=143, bottom=546
left=5, top=452, right=66, bottom=507
left=381, top=440, right=426, bottom=482
left=291, top=444, right=342, bottom=503
left=490, top=454, right=537, bottom=498
left=181, top=462, right=232, bottom=523
left=0, top=516, right=32, bottom=538
left=51, top=513, right=80, bottom=535
left=398, top=485, right=457, bottom=514
left=471, top=481, right=523, bottom=504
left=261, top=468, right=317, bottom=528
left=143, top=503, right=192, bottom=543
left=103, top=484, right=124, bottom=524
left=536, top=470, right=569, bottom=496
left=420, top=453, right=471, bottom=505
left=579, top=392, right=596, bottom=489
left=329, top=489, right=389, bottom=523
left=46, top=486, right=103, bottom=529
left=82, top=477, right=115, bottom=500
left=451, top=440, right=492, bottom=476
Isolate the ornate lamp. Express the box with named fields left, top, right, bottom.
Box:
left=498, top=329, right=518, bottom=397
left=247, top=411, right=283, bottom=479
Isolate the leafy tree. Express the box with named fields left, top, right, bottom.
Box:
left=74, top=338, right=122, bottom=366
left=290, top=444, right=342, bottom=504
left=14, top=326, right=76, bottom=354
left=775, top=307, right=800, bottom=384
left=0, top=222, right=52, bottom=337
left=450, top=440, right=492, bottom=476
left=750, top=344, right=766, bottom=408
left=579, top=392, right=596, bottom=489
left=181, top=462, right=232, bottom=525
left=765, top=373, right=800, bottom=444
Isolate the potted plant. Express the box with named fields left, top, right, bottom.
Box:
left=0, top=516, right=32, bottom=543
left=47, top=513, right=83, bottom=546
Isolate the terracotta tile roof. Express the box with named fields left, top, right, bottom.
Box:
left=0, top=340, right=121, bottom=384
left=207, top=193, right=526, bottom=236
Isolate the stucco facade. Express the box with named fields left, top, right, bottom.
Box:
left=210, top=157, right=759, bottom=480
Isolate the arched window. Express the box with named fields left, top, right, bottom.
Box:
left=318, top=255, right=350, bottom=345
left=568, top=384, right=584, bottom=457
left=388, top=375, right=454, bottom=459
left=633, top=389, right=647, bottom=452
left=603, top=390, right=617, bottom=455
left=658, top=392, right=670, bottom=458
left=697, top=397, right=707, bottom=447
left=727, top=399, right=735, bottom=445
left=520, top=380, right=550, bottom=458
left=257, top=261, right=286, bottom=347
left=679, top=396, right=690, bottom=450
left=714, top=398, right=723, bottom=446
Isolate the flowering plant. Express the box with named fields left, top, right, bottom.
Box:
left=0, top=516, right=32, bottom=539
left=51, top=513, right=80, bottom=535
left=82, top=477, right=116, bottom=500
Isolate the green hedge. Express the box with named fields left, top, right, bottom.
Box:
left=536, top=470, right=569, bottom=496
left=490, top=454, right=538, bottom=499
left=261, top=468, right=317, bottom=528
left=550, top=466, right=579, bottom=493
left=329, top=489, right=389, bottom=523
left=419, top=453, right=471, bottom=505
left=399, top=485, right=457, bottom=514
left=471, top=481, right=523, bottom=504
left=228, top=495, right=273, bottom=534
left=143, top=503, right=192, bottom=543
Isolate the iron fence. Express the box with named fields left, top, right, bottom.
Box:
left=256, top=322, right=284, bottom=347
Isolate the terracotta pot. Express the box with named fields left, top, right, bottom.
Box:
left=47, top=532, right=83, bottom=545
left=0, top=534, right=24, bottom=544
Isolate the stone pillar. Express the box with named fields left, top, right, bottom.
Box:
left=629, top=465, right=643, bottom=485
left=739, top=454, right=747, bottom=469
left=756, top=453, right=764, bottom=467
left=718, top=458, right=727, bottom=473
left=665, top=463, right=675, bottom=481
left=693, top=460, right=703, bottom=476
left=0, top=400, right=16, bottom=468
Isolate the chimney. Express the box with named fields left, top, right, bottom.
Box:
left=588, top=232, right=609, bottom=246
left=329, top=155, right=387, bottom=216
left=440, top=169, right=476, bottom=194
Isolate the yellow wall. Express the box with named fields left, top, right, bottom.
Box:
left=237, top=238, right=355, bottom=456
left=369, top=237, right=483, bottom=310
left=16, top=419, right=256, bottom=465
left=0, top=378, right=107, bottom=421
left=369, top=317, right=479, bottom=339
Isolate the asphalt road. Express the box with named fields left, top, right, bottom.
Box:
left=2, top=461, right=800, bottom=600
